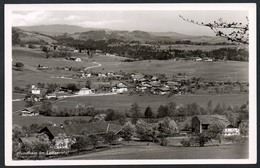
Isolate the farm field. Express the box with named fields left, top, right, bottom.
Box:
left=12, top=47, right=249, bottom=88
left=159, top=44, right=238, bottom=51
left=60, top=143, right=248, bottom=160
left=91, top=60, right=248, bottom=82
left=12, top=47, right=98, bottom=87
left=54, top=93, right=248, bottom=112
left=12, top=113, right=91, bottom=128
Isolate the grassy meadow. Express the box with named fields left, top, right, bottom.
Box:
left=88, top=56, right=248, bottom=82
left=60, top=143, right=248, bottom=160
left=54, top=94, right=248, bottom=112
left=12, top=112, right=91, bottom=128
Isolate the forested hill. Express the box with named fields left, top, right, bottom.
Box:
left=16, top=24, right=232, bottom=45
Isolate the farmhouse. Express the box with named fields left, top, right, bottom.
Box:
left=20, top=107, right=39, bottom=116
left=153, top=87, right=170, bottom=95
left=24, top=94, right=41, bottom=102
left=203, top=57, right=213, bottom=62
left=68, top=57, right=82, bottom=62
left=37, top=64, right=49, bottom=70
left=222, top=125, right=240, bottom=136
left=98, top=73, right=107, bottom=77
left=136, top=85, right=148, bottom=92
left=191, top=115, right=231, bottom=134
left=77, top=87, right=93, bottom=95
left=31, top=85, right=40, bottom=95
left=131, top=73, right=145, bottom=82
left=45, top=92, right=57, bottom=99
left=195, top=57, right=202, bottom=61
left=112, top=82, right=128, bottom=93
left=39, top=122, right=123, bottom=149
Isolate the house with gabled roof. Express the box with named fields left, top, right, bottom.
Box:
left=20, top=107, right=39, bottom=116
left=112, top=82, right=128, bottom=93
left=131, top=73, right=145, bottom=82
left=39, top=122, right=123, bottom=149
left=77, top=87, right=93, bottom=95
left=191, top=115, right=231, bottom=134
left=31, top=84, right=40, bottom=95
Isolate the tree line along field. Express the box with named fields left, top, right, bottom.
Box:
left=159, top=44, right=238, bottom=51
left=54, top=94, right=248, bottom=112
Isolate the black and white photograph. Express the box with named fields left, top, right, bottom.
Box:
left=4, top=3, right=257, bottom=165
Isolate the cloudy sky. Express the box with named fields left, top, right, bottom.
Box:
left=12, top=10, right=248, bottom=36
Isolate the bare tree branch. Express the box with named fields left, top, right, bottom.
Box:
left=179, top=15, right=249, bottom=44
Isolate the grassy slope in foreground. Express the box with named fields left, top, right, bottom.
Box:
left=59, top=143, right=248, bottom=160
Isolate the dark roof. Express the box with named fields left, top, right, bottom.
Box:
left=41, top=122, right=123, bottom=137
left=195, top=115, right=231, bottom=126
left=20, top=107, right=35, bottom=113
left=19, top=137, right=39, bottom=146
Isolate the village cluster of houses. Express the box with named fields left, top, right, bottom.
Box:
left=17, top=114, right=242, bottom=156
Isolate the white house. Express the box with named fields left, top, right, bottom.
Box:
left=203, top=57, right=213, bottom=62
left=222, top=125, right=240, bottom=136
left=112, top=82, right=128, bottom=93
left=195, top=57, right=202, bottom=61
left=77, top=87, right=93, bottom=95
left=20, top=107, right=39, bottom=116
left=98, top=73, right=107, bottom=77
left=45, top=92, right=57, bottom=99
left=69, top=57, right=82, bottom=62
left=31, top=85, right=40, bottom=95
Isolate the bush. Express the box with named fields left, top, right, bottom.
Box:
left=28, top=44, right=36, bottom=49
left=15, top=62, right=24, bottom=68
left=180, top=138, right=190, bottom=147
left=160, top=138, right=168, bottom=146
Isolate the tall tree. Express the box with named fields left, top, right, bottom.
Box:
left=121, top=122, right=135, bottom=143
left=144, top=106, right=153, bottom=122
left=206, top=100, right=213, bottom=114
left=103, top=132, right=117, bottom=147
left=71, top=136, right=90, bottom=154
left=25, top=134, right=51, bottom=160
left=129, top=103, right=141, bottom=124
left=157, top=105, right=170, bottom=118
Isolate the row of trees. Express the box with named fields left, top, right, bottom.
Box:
left=38, top=100, right=248, bottom=128
left=52, top=33, right=248, bottom=61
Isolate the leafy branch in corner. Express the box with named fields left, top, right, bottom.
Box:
left=179, top=15, right=249, bottom=44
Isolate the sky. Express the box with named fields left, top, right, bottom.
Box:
left=12, top=10, right=248, bottom=36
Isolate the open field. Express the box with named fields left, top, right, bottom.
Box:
left=12, top=47, right=99, bottom=87
left=60, top=143, right=248, bottom=160
left=13, top=47, right=96, bottom=68
left=159, top=44, right=238, bottom=51
left=13, top=47, right=248, bottom=87
left=54, top=94, right=248, bottom=112
left=13, top=113, right=91, bottom=128
left=89, top=57, right=248, bottom=82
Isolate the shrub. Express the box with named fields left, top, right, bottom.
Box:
left=160, top=137, right=168, bottom=146
left=15, top=62, right=24, bottom=68
left=28, top=44, right=36, bottom=49
left=180, top=139, right=190, bottom=147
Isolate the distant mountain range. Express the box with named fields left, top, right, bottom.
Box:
left=15, top=24, right=231, bottom=44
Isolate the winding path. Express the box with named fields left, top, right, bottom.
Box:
left=84, top=62, right=102, bottom=70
